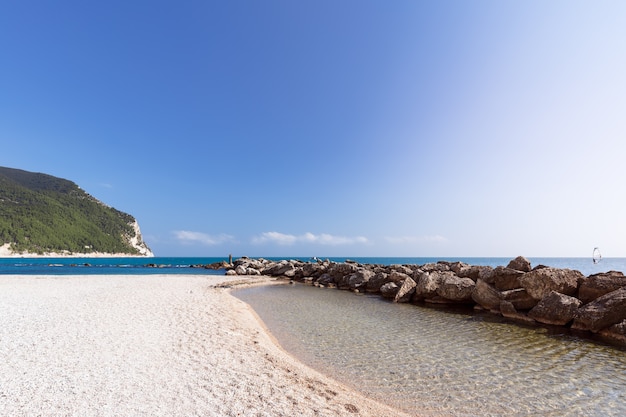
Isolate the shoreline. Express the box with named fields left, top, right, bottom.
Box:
left=0, top=243, right=154, bottom=258
left=0, top=274, right=417, bottom=417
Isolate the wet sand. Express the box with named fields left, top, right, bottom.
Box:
left=0, top=274, right=413, bottom=416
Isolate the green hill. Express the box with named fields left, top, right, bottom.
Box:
left=0, top=166, right=153, bottom=256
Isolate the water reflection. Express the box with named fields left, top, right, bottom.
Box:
left=235, top=283, right=626, bottom=417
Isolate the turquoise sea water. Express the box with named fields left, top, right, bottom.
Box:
left=235, top=282, right=626, bottom=416
left=0, top=256, right=625, bottom=276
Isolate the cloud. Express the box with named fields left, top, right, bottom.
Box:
left=174, top=230, right=235, bottom=246
left=252, top=232, right=369, bottom=246
left=384, top=235, right=448, bottom=244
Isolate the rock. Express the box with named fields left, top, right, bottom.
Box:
left=421, top=262, right=450, bottom=273
left=316, top=273, right=335, bottom=286
left=235, top=265, right=247, bottom=275
left=284, top=267, right=297, bottom=278
left=366, top=272, right=390, bottom=293
left=302, top=262, right=326, bottom=278
left=456, top=265, right=489, bottom=282
left=519, top=267, right=583, bottom=300
left=599, top=320, right=626, bottom=345
left=225, top=269, right=237, bottom=276
left=388, top=271, right=411, bottom=283
left=528, top=291, right=582, bottom=325
left=477, top=266, right=496, bottom=284
left=390, top=265, right=413, bottom=276
left=471, top=279, right=502, bottom=310
left=394, top=276, right=417, bottom=303
left=346, top=269, right=375, bottom=291
left=380, top=282, right=400, bottom=299
left=413, top=271, right=449, bottom=301
left=506, top=256, right=532, bottom=272
left=578, top=271, right=626, bottom=304
left=493, top=266, right=525, bottom=291
left=501, top=288, right=538, bottom=310
left=500, top=300, right=536, bottom=324
left=327, top=262, right=359, bottom=282
left=449, top=262, right=470, bottom=275
left=263, top=261, right=296, bottom=277
left=205, top=261, right=230, bottom=270
left=437, top=275, right=475, bottom=302
left=573, top=287, right=626, bottom=332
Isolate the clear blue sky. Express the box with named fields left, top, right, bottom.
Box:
left=2, top=1, right=625, bottom=257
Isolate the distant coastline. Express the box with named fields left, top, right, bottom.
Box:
left=0, top=243, right=154, bottom=258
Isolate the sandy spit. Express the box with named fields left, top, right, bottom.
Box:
left=0, top=274, right=415, bottom=417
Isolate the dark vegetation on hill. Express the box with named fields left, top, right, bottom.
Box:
left=0, top=166, right=148, bottom=255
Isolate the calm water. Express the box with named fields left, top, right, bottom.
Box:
left=1, top=256, right=624, bottom=276
left=235, top=284, right=626, bottom=416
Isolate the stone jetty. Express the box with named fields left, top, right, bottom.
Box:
left=225, top=256, right=626, bottom=346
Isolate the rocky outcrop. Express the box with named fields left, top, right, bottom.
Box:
left=578, top=271, right=626, bottom=304
left=394, top=276, right=417, bottom=303
left=520, top=268, right=583, bottom=300
left=493, top=267, right=525, bottom=291
left=507, top=256, right=532, bottom=272
left=471, top=279, right=502, bottom=310
left=437, top=275, right=475, bottom=302
left=573, top=287, right=626, bottom=332
left=224, top=256, right=626, bottom=347
left=528, top=291, right=582, bottom=326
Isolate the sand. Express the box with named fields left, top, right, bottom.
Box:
left=0, top=274, right=413, bottom=417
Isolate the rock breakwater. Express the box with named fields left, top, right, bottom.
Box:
left=226, top=256, right=626, bottom=346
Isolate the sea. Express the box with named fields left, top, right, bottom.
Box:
left=0, top=256, right=625, bottom=276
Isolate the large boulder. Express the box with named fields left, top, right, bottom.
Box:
left=421, top=262, right=450, bottom=273
left=578, top=271, right=626, bottom=304
left=345, top=269, right=375, bottom=291
left=316, top=273, right=335, bottom=286
left=456, top=265, right=491, bottom=282
left=394, top=276, right=417, bottom=303
left=388, top=271, right=411, bottom=283
left=600, top=320, right=626, bottom=345
left=471, top=279, right=502, bottom=310
left=500, top=300, right=536, bottom=324
left=528, top=291, right=582, bottom=326
left=506, top=256, right=532, bottom=272
left=501, top=288, right=538, bottom=310
left=477, top=266, right=496, bottom=284
left=573, top=287, right=626, bottom=332
left=519, top=267, right=583, bottom=300
left=366, top=272, right=391, bottom=293
left=380, top=282, right=400, bottom=299
left=301, top=262, right=326, bottom=278
left=493, top=266, right=525, bottom=291
left=389, top=265, right=414, bottom=276
left=263, top=261, right=296, bottom=277
left=437, top=275, right=475, bottom=302
left=327, top=262, right=359, bottom=281
left=413, top=271, right=449, bottom=301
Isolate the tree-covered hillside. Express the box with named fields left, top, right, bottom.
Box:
left=0, top=167, right=151, bottom=256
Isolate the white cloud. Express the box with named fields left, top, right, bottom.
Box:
left=252, top=231, right=369, bottom=246
left=384, top=235, right=448, bottom=244
left=174, top=230, right=235, bottom=246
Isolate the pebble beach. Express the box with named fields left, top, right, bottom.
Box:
left=0, top=274, right=413, bottom=417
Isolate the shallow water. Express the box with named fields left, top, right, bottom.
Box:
left=235, top=284, right=626, bottom=417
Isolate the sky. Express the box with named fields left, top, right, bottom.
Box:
left=1, top=1, right=626, bottom=258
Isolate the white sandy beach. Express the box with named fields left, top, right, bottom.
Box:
left=0, top=274, right=414, bottom=417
